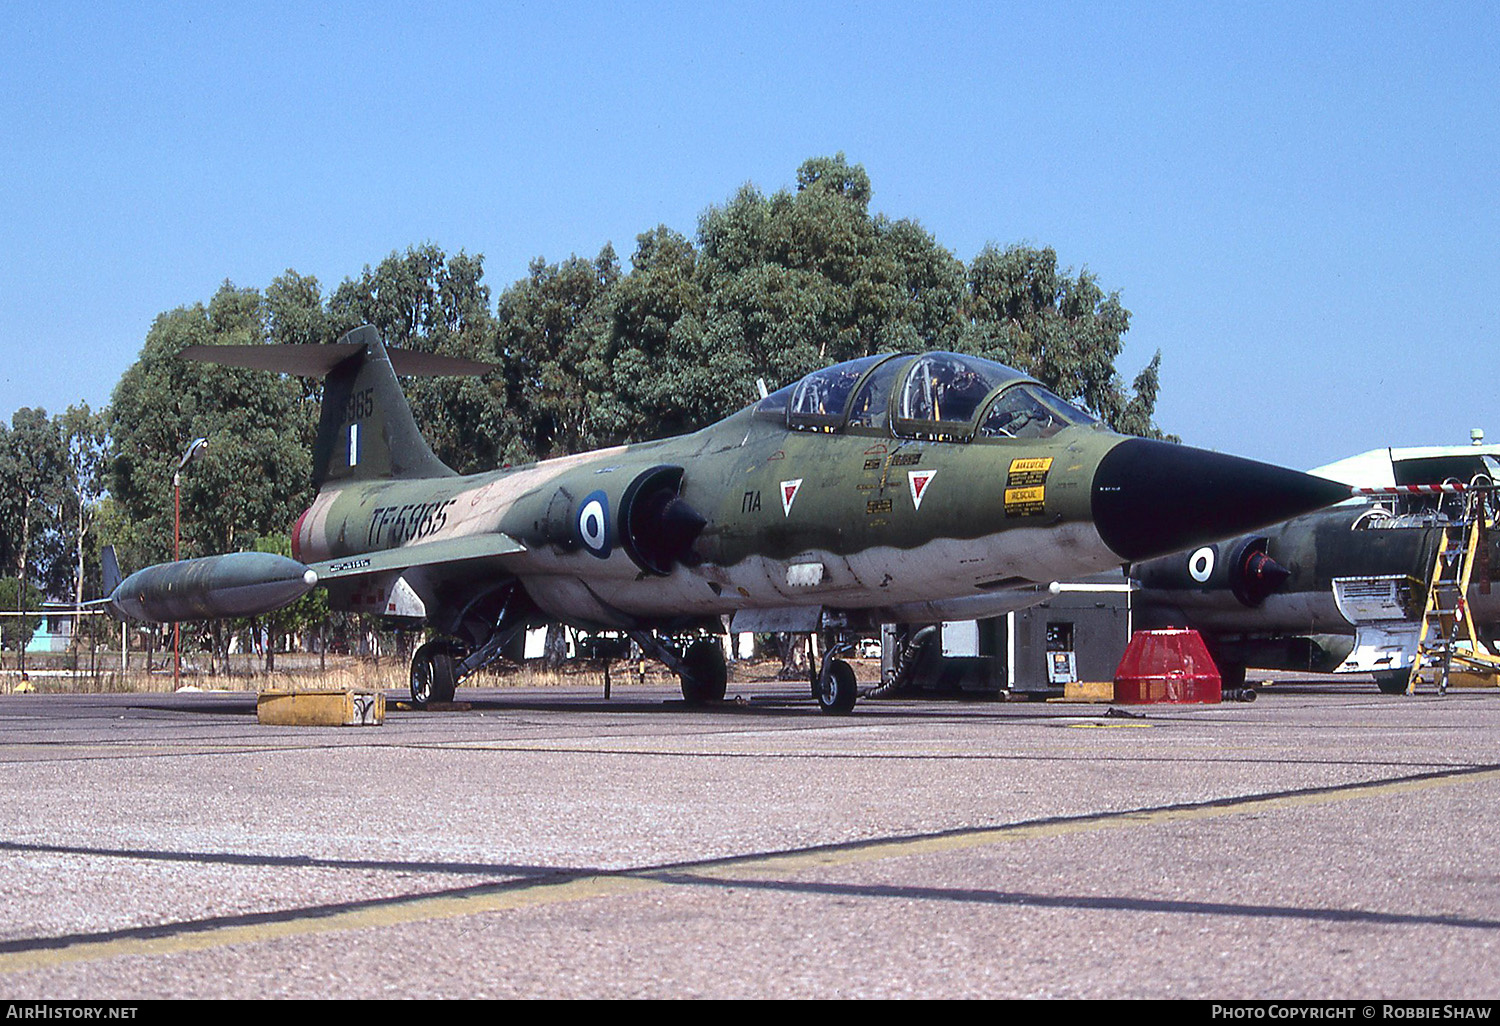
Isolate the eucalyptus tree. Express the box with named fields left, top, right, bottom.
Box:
left=0, top=408, right=67, bottom=666
left=961, top=243, right=1168, bottom=437
left=59, top=402, right=110, bottom=634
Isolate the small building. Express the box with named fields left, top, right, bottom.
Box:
left=25, top=609, right=75, bottom=655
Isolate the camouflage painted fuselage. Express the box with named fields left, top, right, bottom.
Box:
left=1133, top=504, right=1500, bottom=670
left=294, top=406, right=1125, bottom=631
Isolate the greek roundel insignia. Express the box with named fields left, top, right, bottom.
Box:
left=577, top=491, right=612, bottom=558
left=908, top=469, right=936, bottom=511
left=1188, top=546, right=1215, bottom=583
left=780, top=479, right=803, bottom=517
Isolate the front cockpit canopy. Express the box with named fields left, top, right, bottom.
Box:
left=755, top=351, right=1100, bottom=440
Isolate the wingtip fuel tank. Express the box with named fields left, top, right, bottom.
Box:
left=109, top=552, right=318, bottom=623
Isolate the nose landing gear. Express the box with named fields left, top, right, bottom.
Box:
left=812, top=634, right=860, bottom=714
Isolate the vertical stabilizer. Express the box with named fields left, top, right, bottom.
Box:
left=178, top=325, right=495, bottom=490
left=102, top=546, right=122, bottom=596
left=312, top=326, right=457, bottom=488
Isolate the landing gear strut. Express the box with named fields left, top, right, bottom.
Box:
left=812, top=634, right=859, bottom=714
left=409, top=586, right=531, bottom=708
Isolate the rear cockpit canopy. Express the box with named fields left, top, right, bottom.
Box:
left=754, top=352, right=1101, bottom=441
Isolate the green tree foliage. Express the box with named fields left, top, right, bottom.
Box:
left=329, top=245, right=508, bottom=473
left=0, top=408, right=69, bottom=598
left=695, top=153, right=967, bottom=397
left=597, top=227, right=715, bottom=442
left=107, top=283, right=317, bottom=565
left=494, top=246, right=620, bottom=461
left=961, top=243, right=1168, bottom=437
left=0, top=577, right=44, bottom=652
left=265, top=269, right=335, bottom=404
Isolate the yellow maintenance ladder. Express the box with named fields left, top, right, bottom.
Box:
left=1407, top=487, right=1500, bottom=693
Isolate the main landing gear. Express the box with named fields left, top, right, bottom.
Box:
left=628, top=631, right=728, bottom=705
left=412, top=617, right=865, bottom=715
left=643, top=629, right=860, bottom=714
left=409, top=586, right=530, bottom=708
left=679, top=638, right=729, bottom=704
left=409, top=623, right=531, bottom=707
left=410, top=640, right=463, bottom=705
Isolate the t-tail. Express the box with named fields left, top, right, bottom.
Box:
left=98, top=327, right=497, bottom=625
left=179, top=324, right=494, bottom=490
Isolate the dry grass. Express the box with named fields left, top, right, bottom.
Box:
left=1, top=653, right=877, bottom=696
left=3, top=654, right=679, bottom=695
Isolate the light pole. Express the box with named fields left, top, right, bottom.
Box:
left=173, top=437, right=208, bottom=690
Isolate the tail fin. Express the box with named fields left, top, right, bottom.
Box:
left=312, top=326, right=456, bottom=487
left=102, top=545, right=122, bottom=596
left=179, top=325, right=495, bottom=489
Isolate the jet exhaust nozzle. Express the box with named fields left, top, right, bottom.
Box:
left=109, top=552, right=319, bottom=623
left=1092, top=438, right=1350, bottom=563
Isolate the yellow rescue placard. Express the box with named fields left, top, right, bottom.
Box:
left=1004, top=485, right=1046, bottom=517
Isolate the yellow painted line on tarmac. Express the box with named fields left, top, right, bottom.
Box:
left=0, top=875, right=660, bottom=974
left=1064, top=722, right=1153, bottom=729
left=726, top=766, right=1500, bottom=876
left=6, top=765, right=1500, bottom=973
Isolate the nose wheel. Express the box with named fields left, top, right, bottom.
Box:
left=814, top=653, right=859, bottom=715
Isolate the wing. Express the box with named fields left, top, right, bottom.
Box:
left=306, top=533, right=527, bottom=581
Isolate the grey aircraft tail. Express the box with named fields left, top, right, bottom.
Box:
left=179, top=325, right=495, bottom=490
left=102, top=545, right=122, bottom=596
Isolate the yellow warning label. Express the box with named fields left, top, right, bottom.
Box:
left=1009, top=457, right=1053, bottom=474
left=1004, top=485, right=1046, bottom=517
left=1007, top=457, right=1053, bottom=489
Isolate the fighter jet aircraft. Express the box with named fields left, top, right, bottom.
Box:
left=106, top=325, right=1348, bottom=712
left=1132, top=443, right=1500, bottom=693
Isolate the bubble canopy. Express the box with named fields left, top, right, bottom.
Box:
left=753, top=352, right=1101, bottom=440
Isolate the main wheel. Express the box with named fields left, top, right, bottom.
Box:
left=411, top=641, right=460, bottom=707
left=816, top=658, right=858, bottom=714
left=679, top=639, right=728, bottom=705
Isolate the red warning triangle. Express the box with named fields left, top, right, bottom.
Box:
left=908, top=469, right=935, bottom=511
left=780, top=478, right=803, bottom=517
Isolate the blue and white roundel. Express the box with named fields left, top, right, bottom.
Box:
left=577, top=491, right=612, bottom=558
left=1188, top=546, right=1215, bottom=583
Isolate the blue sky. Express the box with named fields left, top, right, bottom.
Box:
left=2, top=1, right=1496, bottom=470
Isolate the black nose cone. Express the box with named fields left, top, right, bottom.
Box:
left=1092, top=438, right=1349, bottom=562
